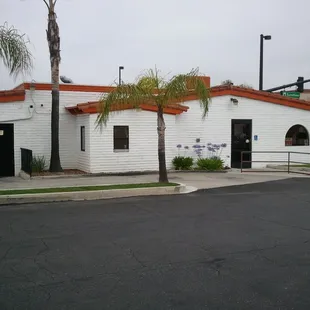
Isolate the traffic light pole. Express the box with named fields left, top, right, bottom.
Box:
left=264, top=78, right=310, bottom=93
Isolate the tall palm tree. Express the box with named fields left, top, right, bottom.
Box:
left=97, top=68, right=211, bottom=183
left=0, top=23, right=32, bottom=78
left=43, top=0, right=63, bottom=172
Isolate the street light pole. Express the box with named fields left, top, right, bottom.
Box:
left=259, top=34, right=271, bottom=91
left=119, top=66, right=124, bottom=86
left=259, top=34, right=264, bottom=91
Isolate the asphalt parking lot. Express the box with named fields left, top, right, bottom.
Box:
left=1, top=178, right=310, bottom=309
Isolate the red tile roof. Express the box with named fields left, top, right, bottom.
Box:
left=66, top=85, right=310, bottom=115
left=0, top=89, right=25, bottom=103
left=1, top=82, right=310, bottom=113
left=16, top=82, right=116, bottom=93
left=210, top=85, right=310, bottom=111
left=66, top=101, right=189, bottom=115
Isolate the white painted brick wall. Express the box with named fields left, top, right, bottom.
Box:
left=86, top=111, right=176, bottom=173
left=0, top=89, right=102, bottom=175
left=176, top=96, right=310, bottom=167
left=76, top=115, right=91, bottom=172
left=2, top=88, right=310, bottom=176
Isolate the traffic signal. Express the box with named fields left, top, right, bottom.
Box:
left=297, top=77, right=304, bottom=93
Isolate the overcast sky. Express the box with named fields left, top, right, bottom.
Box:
left=1, top=0, right=309, bottom=90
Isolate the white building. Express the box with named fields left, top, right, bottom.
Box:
left=1, top=79, right=310, bottom=177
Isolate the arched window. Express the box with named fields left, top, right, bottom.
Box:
left=285, top=125, right=309, bottom=146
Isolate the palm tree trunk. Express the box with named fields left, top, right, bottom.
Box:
left=46, top=2, right=62, bottom=172
left=157, top=106, right=168, bottom=183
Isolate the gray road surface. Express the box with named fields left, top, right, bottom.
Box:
left=1, top=178, right=310, bottom=309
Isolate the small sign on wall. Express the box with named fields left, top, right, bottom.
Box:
left=254, top=135, right=258, bottom=141
left=285, top=138, right=293, bottom=146
left=0, top=130, right=3, bottom=136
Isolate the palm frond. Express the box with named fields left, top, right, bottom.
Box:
left=43, top=0, right=50, bottom=9
left=97, top=83, right=149, bottom=127
left=164, top=73, right=189, bottom=102
left=97, top=67, right=211, bottom=128
left=164, top=68, right=211, bottom=117
left=137, top=67, right=166, bottom=89
left=0, top=23, right=33, bottom=78
left=193, top=74, right=211, bottom=118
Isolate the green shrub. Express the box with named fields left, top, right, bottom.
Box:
left=32, top=155, right=47, bottom=173
left=172, top=156, right=194, bottom=170
left=196, top=156, right=224, bottom=171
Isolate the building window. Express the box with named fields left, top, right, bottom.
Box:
left=114, top=126, right=129, bottom=150
left=80, top=126, right=85, bottom=151
left=285, top=125, right=309, bottom=146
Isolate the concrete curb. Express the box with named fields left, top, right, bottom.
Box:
left=0, top=185, right=186, bottom=206
left=177, top=183, right=198, bottom=194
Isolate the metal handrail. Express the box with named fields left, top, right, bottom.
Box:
left=241, top=151, right=310, bottom=174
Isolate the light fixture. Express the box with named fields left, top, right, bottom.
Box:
left=119, top=66, right=124, bottom=86
left=230, top=98, right=239, bottom=105
left=30, top=80, right=36, bottom=91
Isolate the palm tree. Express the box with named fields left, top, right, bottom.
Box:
left=0, top=23, right=32, bottom=78
left=43, top=0, right=63, bottom=172
left=97, top=68, right=211, bottom=183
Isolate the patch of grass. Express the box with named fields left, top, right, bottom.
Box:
left=32, top=155, right=47, bottom=173
left=0, top=183, right=178, bottom=196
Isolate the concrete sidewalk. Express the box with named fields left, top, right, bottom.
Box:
left=0, top=170, right=307, bottom=191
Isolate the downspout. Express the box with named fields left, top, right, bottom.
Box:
left=0, top=81, right=46, bottom=122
